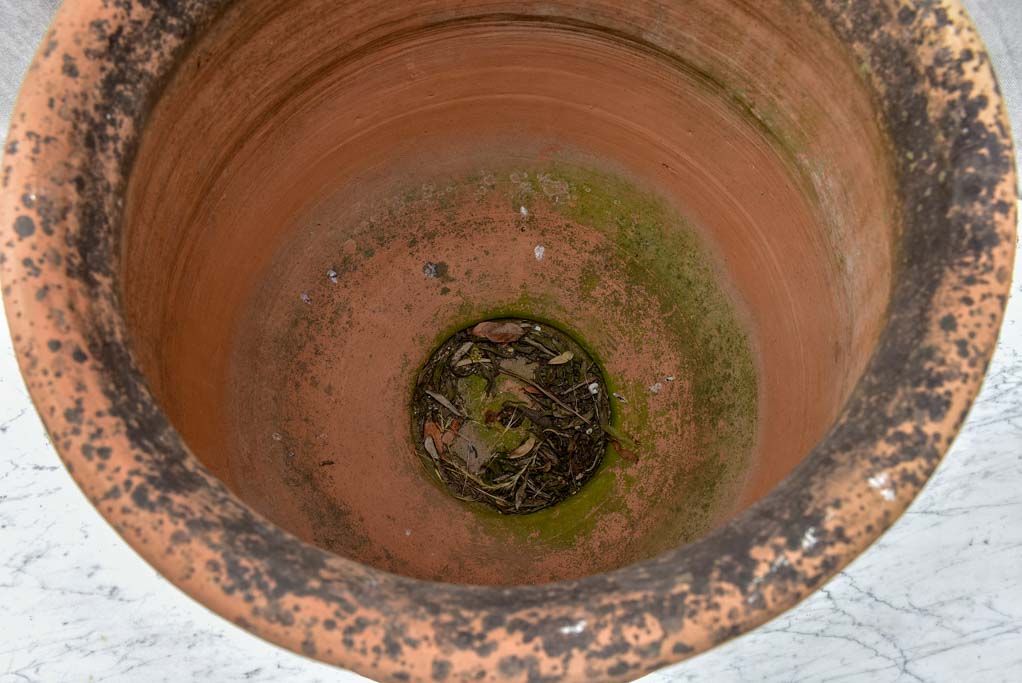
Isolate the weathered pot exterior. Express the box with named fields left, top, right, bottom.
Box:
left=0, top=1, right=1015, bottom=682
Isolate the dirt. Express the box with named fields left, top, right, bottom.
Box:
left=412, top=318, right=613, bottom=514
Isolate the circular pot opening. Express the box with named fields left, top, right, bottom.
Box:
left=121, top=2, right=899, bottom=586
left=411, top=318, right=613, bottom=515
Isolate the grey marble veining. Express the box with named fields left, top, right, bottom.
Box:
left=1, top=1, right=1020, bottom=681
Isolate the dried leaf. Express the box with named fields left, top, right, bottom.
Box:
left=319, top=460, right=337, bottom=467
left=425, top=390, right=465, bottom=417
left=508, top=435, right=537, bottom=459
left=424, top=421, right=444, bottom=456
left=465, top=443, right=489, bottom=475
left=613, top=441, right=639, bottom=463
left=442, top=430, right=458, bottom=446
left=472, top=321, right=525, bottom=344
left=523, top=385, right=544, bottom=396
left=451, top=341, right=474, bottom=364
left=423, top=437, right=440, bottom=461
left=548, top=351, right=574, bottom=365
left=515, top=481, right=527, bottom=509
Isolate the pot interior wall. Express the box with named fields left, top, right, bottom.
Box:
left=121, top=0, right=897, bottom=585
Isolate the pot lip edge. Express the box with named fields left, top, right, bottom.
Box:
left=0, top=0, right=1016, bottom=678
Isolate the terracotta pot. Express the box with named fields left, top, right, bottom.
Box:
left=1, top=0, right=1015, bottom=680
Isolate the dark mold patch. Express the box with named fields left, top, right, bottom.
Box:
left=14, top=216, right=35, bottom=239
left=61, top=54, right=80, bottom=79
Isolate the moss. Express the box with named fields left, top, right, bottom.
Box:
left=456, top=374, right=532, bottom=454
left=544, top=164, right=757, bottom=446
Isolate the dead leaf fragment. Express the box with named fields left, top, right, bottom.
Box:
left=423, top=421, right=444, bottom=456
left=548, top=351, right=574, bottom=365
left=472, top=321, right=525, bottom=344
left=451, top=341, right=474, bottom=364
left=425, top=390, right=465, bottom=417
left=613, top=441, right=639, bottom=463
left=423, top=437, right=440, bottom=461
left=508, top=435, right=537, bottom=459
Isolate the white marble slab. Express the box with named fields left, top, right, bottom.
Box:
left=1, top=1, right=1020, bottom=681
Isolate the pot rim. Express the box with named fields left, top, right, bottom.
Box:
left=0, top=1, right=1016, bottom=681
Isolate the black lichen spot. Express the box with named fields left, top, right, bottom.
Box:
left=14, top=215, right=35, bottom=239
left=301, top=636, right=316, bottom=657
left=897, top=6, right=917, bottom=25
left=96, top=447, right=112, bottom=461
left=131, top=483, right=154, bottom=511
left=607, top=661, right=634, bottom=677
left=62, top=54, right=80, bottom=79
left=22, top=257, right=41, bottom=277
left=72, top=347, right=88, bottom=363
left=939, top=314, right=958, bottom=332
left=47, top=339, right=62, bottom=352
left=323, top=618, right=337, bottom=631
left=64, top=402, right=84, bottom=425
left=431, top=659, right=452, bottom=681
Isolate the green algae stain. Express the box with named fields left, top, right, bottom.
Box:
left=456, top=374, right=533, bottom=454
left=544, top=164, right=757, bottom=448
left=490, top=165, right=756, bottom=549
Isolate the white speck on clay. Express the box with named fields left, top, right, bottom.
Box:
left=588, top=382, right=600, bottom=396
left=534, top=245, right=545, bottom=261
left=405, top=529, right=412, bottom=537
left=520, top=206, right=529, bottom=217
left=665, top=376, right=676, bottom=382
left=868, top=473, right=896, bottom=501
left=613, top=392, right=628, bottom=403
left=300, top=292, right=312, bottom=304
left=801, top=527, right=818, bottom=550
left=327, top=269, right=339, bottom=284
left=272, top=432, right=283, bottom=442
left=649, top=382, right=663, bottom=394
left=559, top=619, right=587, bottom=635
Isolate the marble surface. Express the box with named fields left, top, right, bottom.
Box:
left=1, top=1, right=1020, bottom=681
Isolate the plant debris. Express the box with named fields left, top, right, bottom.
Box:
left=471, top=321, right=526, bottom=344
left=412, top=318, right=617, bottom=514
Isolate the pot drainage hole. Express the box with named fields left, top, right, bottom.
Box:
left=412, top=318, right=618, bottom=514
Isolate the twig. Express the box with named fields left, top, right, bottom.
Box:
left=497, top=367, right=592, bottom=425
